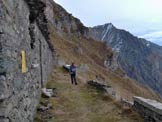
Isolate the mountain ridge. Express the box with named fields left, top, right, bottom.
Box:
left=46, top=0, right=162, bottom=97
left=89, top=23, right=162, bottom=96
left=35, top=0, right=162, bottom=121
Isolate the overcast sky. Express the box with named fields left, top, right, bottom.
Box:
left=54, top=0, right=162, bottom=45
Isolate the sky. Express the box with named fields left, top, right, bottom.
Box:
left=54, top=0, right=162, bottom=45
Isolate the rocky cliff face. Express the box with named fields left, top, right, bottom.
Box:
left=44, top=0, right=89, bottom=36
left=0, top=0, right=55, bottom=121
left=89, top=23, right=162, bottom=96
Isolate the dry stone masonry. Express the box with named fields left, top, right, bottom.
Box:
left=134, top=97, right=162, bottom=122
left=0, top=0, right=55, bottom=121
left=86, top=79, right=162, bottom=122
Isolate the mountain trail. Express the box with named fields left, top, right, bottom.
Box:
left=34, top=67, right=143, bottom=122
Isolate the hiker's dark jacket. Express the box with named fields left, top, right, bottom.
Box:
left=69, top=65, right=76, bottom=75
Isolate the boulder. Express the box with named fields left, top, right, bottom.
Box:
left=63, top=65, right=70, bottom=71
left=42, top=88, right=55, bottom=98
left=87, top=80, right=111, bottom=92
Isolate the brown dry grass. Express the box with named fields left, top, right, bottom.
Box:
left=34, top=68, right=144, bottom=122
left=34, top=23, right=161, bottom=122
left=48, top=24, right=160, bottom=102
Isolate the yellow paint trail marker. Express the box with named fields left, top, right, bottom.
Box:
left=21, top=50, right=27, bottom=73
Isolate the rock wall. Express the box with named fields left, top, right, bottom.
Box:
left=133, top=97, right=162, bottom=122
left=0, top=0, right=55, bottom=121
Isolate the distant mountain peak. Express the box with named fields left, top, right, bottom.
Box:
left=103, top=23, right=114, bottom=27
left=89, top=22, right=162, bottom=96
left=101, top=23, right=114, bottom=41
left=93, top=23, right=114, bottom=29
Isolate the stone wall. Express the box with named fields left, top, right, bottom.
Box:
left=133, top=97, right=162, bottom=122
left=0, top=0, right=55, bottom=121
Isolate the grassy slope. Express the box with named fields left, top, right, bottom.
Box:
left=34, top=24, right=160, bottom=122
left=48, top=24, right=160, bottom=101
left=35, top=68, right=143, bottom=122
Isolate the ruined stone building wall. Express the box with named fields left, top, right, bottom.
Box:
left=0, top=0, right=55, bottom=121
left=134, top=97, right=162, bottom=122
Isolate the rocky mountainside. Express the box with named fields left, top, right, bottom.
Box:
left=0, top=0, right=161, bottom=121
left=89, top=23, right=162, bottom=96
left=44, top=0, right=162, bottom=98
left=44, top=0, right=88, bottom=36
left=47, top=1, right=162, bottom=98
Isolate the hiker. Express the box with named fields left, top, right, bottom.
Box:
left=109, top=52, right=113, bottom=66
left=69, top=63, right=77, bottom=85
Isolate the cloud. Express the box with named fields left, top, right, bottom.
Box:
left=140, top=31, right=162, bottom=39
left=140, top=31, right=162, bottom=45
